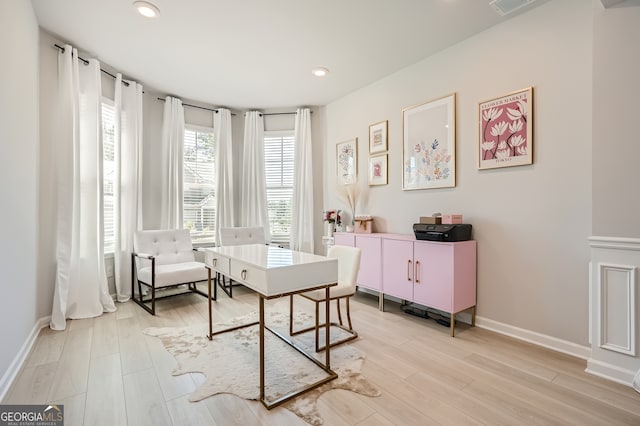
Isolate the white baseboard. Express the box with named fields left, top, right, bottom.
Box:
left=476, top=315, right=591, bottom=360
left=0, top=315, right=51, bottom=402
left=586, top=359, right=637, bottom=387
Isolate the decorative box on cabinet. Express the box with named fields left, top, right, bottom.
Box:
left=382, top=236, right=476, bottom=336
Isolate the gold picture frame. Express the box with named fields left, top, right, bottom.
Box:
left=336, top=138, right=357, bottom=184
left=402, top=93, right=456, bottom=190
left=369, top=154, right=388, bottom=186
left=369, top=120, right=388, bottom=154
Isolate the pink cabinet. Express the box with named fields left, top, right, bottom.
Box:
left=382, top=236, right=476, bottom=336
left=333, top=232, right=355, bottom=247
left=334, top=232, right=476, bottom=336
left=381, top=238, right=414, bottom=300
left=333, top=233, right=381, bottom=291
left=412, top=240, right=476, bottom=315
left=355, top=235, right=382, bottom=291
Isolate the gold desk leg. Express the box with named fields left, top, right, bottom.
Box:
left=325, top=286, right=330, bottom=369
left=207, top=269, right=213, bottom=340
left=259, top=295, right=265, bottom=402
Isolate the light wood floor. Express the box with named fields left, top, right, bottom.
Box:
left=4, top=285, right=640, bottom=425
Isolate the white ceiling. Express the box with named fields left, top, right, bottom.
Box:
left=31, top=0, right=547, bottom=110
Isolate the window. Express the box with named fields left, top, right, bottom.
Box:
left=102, top=101, right=116, bottom=254
left=183, top=126, right=216, bottom=245
left=264, top=131, right=295, bottom=243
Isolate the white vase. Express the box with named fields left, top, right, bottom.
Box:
left=325, top=222, right=334, bottom=237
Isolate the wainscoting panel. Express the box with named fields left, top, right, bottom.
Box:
left=588, top=236, right=640, bottom=386
left=599, top=263, right=636, bottom=355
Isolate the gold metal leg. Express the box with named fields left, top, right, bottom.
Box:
left=472, top=306, right=476, bottom=327
left=207, top=269, right=213, bottom=340
left=346, top=296, right=353, bottom=330
left=450, top=313, right=456, bottom=337
left=336, top=298, right=343, bottom=326
left=259, top=295, right=265, bottom=402
left=325, top=286, right=330, bottom=369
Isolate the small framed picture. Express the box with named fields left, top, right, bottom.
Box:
left=369, top=120, right=388, bottom=154
left=369, top=154, right=388, bottom=186
left=478, top=87, right=533, bottom=170
left=336, top=138, right=357, bottom=184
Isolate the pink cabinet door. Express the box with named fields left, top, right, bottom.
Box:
left=413, top=241, right=453, bottom=311
left=355, top=235, right=381, bottom=290
left=333, top=232, right=355, bottom=247
left=382, top=238, right=414, bottom=300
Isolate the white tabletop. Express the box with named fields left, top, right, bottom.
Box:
left=204, top=244, right=338, bottom=296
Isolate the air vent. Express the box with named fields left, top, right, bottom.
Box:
left=489, top=0, right=536, bottom=16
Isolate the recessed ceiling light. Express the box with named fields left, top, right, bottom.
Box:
left=311, top=67, right=329, bottom=77
left=133, top=1, right=160, bottom=18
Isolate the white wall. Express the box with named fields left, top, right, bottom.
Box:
left=324, top=0, right=593, bottom=345
left=592, top=0, right=640, bottom=237
left=0, top=0, right=39, bottom=392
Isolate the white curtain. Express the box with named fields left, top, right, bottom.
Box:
left=241, top=111, right=270, bottom=241
left=112, top=74, right=143, bottom=302
left=215, top=108, right=235, bottom=243
left=290, top=108, right=315, bottom=253
left=160, top=96, right=185, bottom=229
left=51, top=45, right=116, bottom=330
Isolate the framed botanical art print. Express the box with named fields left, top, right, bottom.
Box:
left=478, top=87, right=533, bottom=170
left=402, top=93, right=456, bottom=190
left=368, top=154, right=388, bottom=186
left=336, top=138, right=357, bottom=184
left=369, top=120, right=388, bottom=154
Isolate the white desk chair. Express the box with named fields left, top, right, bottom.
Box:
left=218, top=226, right=267, bottom=297
left=289, top=245, right=361, bottom=351
left=132, top=229, right=214, bottom=315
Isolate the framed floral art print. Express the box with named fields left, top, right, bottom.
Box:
left=478, top=87, right=533, bottom=170
left=336, top=138, right=357, bottom=184
left=402, top=93, right=456, bottom=190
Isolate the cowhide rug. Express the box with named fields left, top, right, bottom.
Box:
left=144, top=310, right=380, bottom=425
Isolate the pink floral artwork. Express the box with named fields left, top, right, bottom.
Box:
left=478, top=87, right=533, bottom=170
left=402, top=94, right=455, bottom=190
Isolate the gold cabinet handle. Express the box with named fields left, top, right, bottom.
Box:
left=407, top=260, right=412, bottom=281
left=241, top=269, right=247, bottom=280
left=415, top=260, right=420, bottom=284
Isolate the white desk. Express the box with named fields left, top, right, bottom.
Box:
left=203, top=244, right=338, bottom=409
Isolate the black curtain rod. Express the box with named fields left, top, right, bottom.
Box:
left=54, top=44, right=130, bottom=87
left=156, top=97, right=236, bottom=116
left=260, top=112, right=295, bottom=116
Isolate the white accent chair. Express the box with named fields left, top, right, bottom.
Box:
left=218, top=226, right=267, bottom=297
left=289, top=245, right=361, bottom=351
left=132, top=229, right=214, bottom=315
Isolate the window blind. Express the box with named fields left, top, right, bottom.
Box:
left=183, top=127, right=216, bottom=244
left=264, top=132, right=294, bottom=243
left=102, top=102, right=116, bottom=254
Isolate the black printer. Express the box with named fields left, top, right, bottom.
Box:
left=413, top=223, right=472, bottom=242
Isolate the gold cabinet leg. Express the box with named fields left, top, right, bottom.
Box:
left=450, top=313, right=456, bottom=337
left=471, top=306, right=476, bottom=327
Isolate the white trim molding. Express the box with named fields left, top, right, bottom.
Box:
left=589, top=236, right=640, bottom=387
left=475, top=316, right=591, bottom=360
left=0, top=316, right=51, bottom=402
